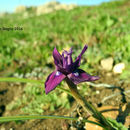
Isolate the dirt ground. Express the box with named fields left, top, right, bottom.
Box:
left=0, top=71, right=129, bottom=130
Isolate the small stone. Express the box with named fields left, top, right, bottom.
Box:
left=101, top=57, right=113, bottom=71
left=96, top=90, right=100, bottom=94
left=113, top=63, right=125, bottom=74
left=78, top=116, right=83, bottom=121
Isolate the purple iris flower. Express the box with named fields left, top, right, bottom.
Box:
left=45, top=45, right=99, bottom=94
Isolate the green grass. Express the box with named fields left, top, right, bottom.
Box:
left=0, top=0, right=130, bottom=114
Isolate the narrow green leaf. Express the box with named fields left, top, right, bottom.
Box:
left=0, top=77, right=43, bottom=84
left=0, top=115, right=105, bottom=128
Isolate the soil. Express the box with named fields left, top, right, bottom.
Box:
left=0, top=71, right=129, bottom=130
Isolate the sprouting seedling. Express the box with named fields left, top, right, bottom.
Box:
left=45, top=45, right=99, bottom=94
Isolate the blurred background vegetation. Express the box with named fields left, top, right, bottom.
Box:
left=0, top=0, right=129, bottom=115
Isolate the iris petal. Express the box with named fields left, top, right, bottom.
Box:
left=45, top=71, right=66, bottom=94
left=73, top=45, right=88, bottom=69
left=67, top=48, right=73, bottom=65
left=53, top=47, right=63, bottom=67
left=62, top=53, right=68, bottom=69
left=61, top=48, right=73, bottom=73
left=67, top=69, right=99, bottom=84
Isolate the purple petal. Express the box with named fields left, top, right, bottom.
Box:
left=53, top=47, right=63, bottom=67
left=73, top=45, right=88, bottom=69
left=62, top=52, right=68, bottom=69
left=45, top=71, right=66, bottom=94
left=67, top=69, right=99, bottom=84
left=61, top=48, right=73, bottom=73
left=62, top=48, right=73, bottom=67
left=67, top=48, right=73, bottom=65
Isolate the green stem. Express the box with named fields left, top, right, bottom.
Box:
left=65, top=78, right=114, bottom=130
left=0, top=115, right=105, bottom=128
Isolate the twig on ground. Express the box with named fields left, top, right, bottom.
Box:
left=85, top=82, right=118, bottom=88
left=101, top=90, right=130, bottom=103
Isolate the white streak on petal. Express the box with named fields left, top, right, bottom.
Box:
left=73, top=72, right=79, bottom=76
left=55, top=71, right=61, bottom=76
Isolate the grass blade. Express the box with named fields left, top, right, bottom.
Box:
left=0, top=115, right=105, bottom=128
left=0, top=77, right=43, bottom=84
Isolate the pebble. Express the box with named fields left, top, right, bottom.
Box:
left=113, top=63, right=125, bottom=74
left=96, top=90, right=100, bottom=94
left=100, top=57, right=113, bottom=71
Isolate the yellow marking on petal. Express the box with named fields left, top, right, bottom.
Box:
left=59, top=47, right=71, bottom=54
